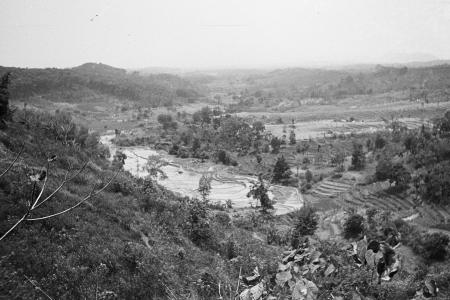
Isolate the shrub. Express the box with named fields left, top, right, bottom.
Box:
left=216, top=150, right=231, bottom=165
left=291, top=206, right=318, bottom=248
left=374, top=134, right=386, bottom=149
left=247, top=175, right=273, bottom=211
left=350, top=143, right=365, bottom=170
left=222, top=239, right=239, bottom=259
left=305, top=169, right=313, bottom=183
left=343, top=213, right=365, bottom=239
left=266, top=226, right=290, bottom=246
left=215, top=211, right=231, bottom=227
left=272, top=156, right=292, bottom=184
left=412, top=232, right=449, bottom=261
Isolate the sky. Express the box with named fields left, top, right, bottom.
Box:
left=1, top=0, right=450, bottom=69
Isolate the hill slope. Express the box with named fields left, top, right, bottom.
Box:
left=0, top=63, right=201, bottom=107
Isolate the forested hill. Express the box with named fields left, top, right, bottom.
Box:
left=243, top=64, right=450, bottom=99
left=0, top=63, right=201, bottom=107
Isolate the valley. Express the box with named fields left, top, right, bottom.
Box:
left=1, top=62, right=450, bottom=299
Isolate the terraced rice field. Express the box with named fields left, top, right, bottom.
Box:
left=344, top=190, right=450, bottom=226
left=307, top=175, right=450, bottom=227
left=265, top=117, right=427, bottom=140
left=101, top=133, right=303, bottom=214
left=311, top=180, right=353, bottom=197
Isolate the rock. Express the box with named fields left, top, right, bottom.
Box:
left=291, top=278, right=318, bottom=300
left=239, top=281, right=265, bottom=300
left=324, top=263, right=335, bottom=276
left=275, top=270, right=292, bottom=287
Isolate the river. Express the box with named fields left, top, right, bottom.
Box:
left=100, top=133, right=303, bottom=215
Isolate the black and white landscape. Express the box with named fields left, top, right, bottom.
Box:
left=1, top=1, right=450, bottom=299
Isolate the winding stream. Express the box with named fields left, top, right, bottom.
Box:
left=100, top=133, right=303, bottom=214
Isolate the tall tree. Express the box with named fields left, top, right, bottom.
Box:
left=272, top=156, right=292, bottom=184
left=270, top=137, right=281, bottom=154
left=0, top=72, right=11, bottom=126
left=289, top=130, right=296, bottom=145
left=198, top=174, right=212, bottom=203
left=351, top=143, right=366, bottom=170
left=247, top=174, right=272, bottom=211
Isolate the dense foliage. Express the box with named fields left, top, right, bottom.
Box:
left=0, top=63, right=200, bottom=107
left=0, top=72, right=11, bottom=126
left=290, top=206, right=318, bottom=248
left=0, top=109, right=282, bottom=299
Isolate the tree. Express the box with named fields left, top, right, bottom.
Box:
left=331, top=151, right=345, bottom=170
left=374, top=134, right=386, bottom=149
left=291, top=206, right=318, bottom=248
left=270, top=137, right=281, bottom=154
left=289, top=130, right=296, bottom=145
left=198, top=174, right=212, bottom=203
left=404, top=134, right=419, bottom=154
left=272, top=156, right=292, bottom=184
left=145, top=155, right=168, bottom=180
left=390, top=163, right=411, bottom=191
left=199, top=106, right=212, bottom=124
left=157, top=114, right=177, bottom=131
left=412, top=232, right=449, bottom=261
left=305, top=169, right=313, bottom=183
left=375, top=157, right=392, bottom=182
left=351, top=143, right=365, bottom=170
left=421, top=161, right=450, bottom=205
left=112, top=151, right=127, bottom=170
left=252, top=121, right=265, bottom=138
left=247, top=175, right=272, bottom=211
left=192, top=138, right=201, bottom=153
left=0, top=72, right=11, bottom=125
left=343, top=213, right=365, bottom=239
left=217, top=150, right=231, bottom=165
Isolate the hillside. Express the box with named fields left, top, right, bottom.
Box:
left=0, top=63, right=202, bottom=107
left=234, top=64, right=450, bottom=101
left=0, top=109, right=285, bottom=299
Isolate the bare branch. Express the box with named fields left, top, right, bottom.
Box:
left=0, top=160, right=92, bottom=241
left=26, top=170, right=119, bottom=221
left=33, top=161, right=88, bottom=209
left=0, top=212, right=29, bottom=241
left=31, top=163, right=50, bottom=210
left=0, top=146, right=23, bottom=178
left=24, top=275, right=54, bottom=300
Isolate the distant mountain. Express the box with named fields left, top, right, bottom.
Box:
left=0, top=63, right=202, bottom=106
left=239, top=64, right=450, bottom=99
left=380, top=52, right=440, bottom=64
left=133, top=66, right=187, bottom=75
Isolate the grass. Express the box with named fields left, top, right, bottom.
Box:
left=0, top=110, right=289, bottom=299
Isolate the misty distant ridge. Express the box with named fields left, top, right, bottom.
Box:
left=134, top=59, right=450, bottom=75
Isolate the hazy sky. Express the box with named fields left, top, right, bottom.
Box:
left=1, top=0, right=450, bottom=69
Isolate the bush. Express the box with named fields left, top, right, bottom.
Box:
left=350, top=143, right=365, bottom=170
left=272, top=156, right=292, bottom=184
left=222, top=239, right=239, bottom=259
left=412, top=232, right=449, bottom=261
left=216, top=150, right=231, bottom=165
left=343, top=213, right=365, bottom=239
left=266, top=226, right=290, bottom=246
left=291, top=206, right=318, bottom=248
left=374, top=134, right=386, bottom=149
left=305, top=169, right=313, bottom=183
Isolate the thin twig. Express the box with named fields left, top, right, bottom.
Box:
left=235, top=267, right=242, bottom=299
left=34, top=161, right=88, bottom=209
left=0, top=212, right=29, bottom=241
left=24, top=274, right=54, bottom=300
left=31, top=162, right=50, bottom=209
left=26, top=170, right=119, bottom=221
left=0, top=147, right=23, bottom=178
